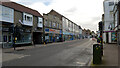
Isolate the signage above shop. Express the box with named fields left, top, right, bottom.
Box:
left=2, top=27, right=9, bottom=32
left=25, top=29, right=31, bottom=33
left=45, top=28, right=49, bottom=32
left=45, top=28, right=62, bottom=34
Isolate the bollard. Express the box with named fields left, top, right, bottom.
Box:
left=93, top=44, right=102, bottom=64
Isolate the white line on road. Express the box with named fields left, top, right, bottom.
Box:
left=18, top=55, right=30, bottom=59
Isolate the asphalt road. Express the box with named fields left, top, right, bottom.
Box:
left=3, top=39, right=95, bottom=66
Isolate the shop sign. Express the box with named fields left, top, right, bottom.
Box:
left=55, top=30, right=60, bottom=34
left=46, top=28, right=61, bottom=34
left=50, top=29, right=60, bottom=34
left=50, top=29, right=55, bottom=32
left=25, top=29, right=31, bottom=32
left=2, top=27, right=9, bottom=31
left=45, top=28, right=49, bottom=32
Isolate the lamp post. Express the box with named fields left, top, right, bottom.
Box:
left=12, top=24, right=16, bottom=50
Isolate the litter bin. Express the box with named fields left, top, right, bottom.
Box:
left=100, top=44, right=103, bottom=56
left=93, top=44, right=102, bottom=64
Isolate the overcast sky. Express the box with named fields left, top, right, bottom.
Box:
left=11, top=0, right=104, bottom=32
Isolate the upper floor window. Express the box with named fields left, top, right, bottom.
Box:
left=57, top=23, right=59, bottom=29
left=27, top=16, right=32, bottom=21
left=24, top=15, right=32, bottom=22
left=53, top=15, right=56, bottom=19
left=68, top=22, right=70, bottom=27
left=49, top=21, right=52, bottom=27
left=45, top=19, right=48, bottom=26
left=25, top=15, right=27, bottom=20
left=60, top=24, right=62, bottom=29
left=38, top=17, right=43, bottom=28
left=23, top=13, right=33, bottom=26
left=38, top=17, right=43, bottom=24
left=52, top=22, right=56, bottom=28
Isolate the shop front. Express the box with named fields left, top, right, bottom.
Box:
left=33, top=32, right=43, bottom=44
left=45, top=28, right=62, bottom=43
left=63, top=32, right=74, bottom=41
left=2, top=23, right=13, bottom=48
left=14, top=26, right=32, bottom=45
left=104, top=31, right=117, bottom=43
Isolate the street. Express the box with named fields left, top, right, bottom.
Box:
left=2, top=39, right=95, bottom=66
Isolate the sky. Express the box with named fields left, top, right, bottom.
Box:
left=10, top=0, right=104, bottom=32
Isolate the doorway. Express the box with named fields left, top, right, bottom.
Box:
left=33, top=32, right=42, bottom=44
left=106, top=32, right=109, bottom=43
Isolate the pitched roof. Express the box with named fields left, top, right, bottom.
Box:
left=0, top=1, right=42, bottom=17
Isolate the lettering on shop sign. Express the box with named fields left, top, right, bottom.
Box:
left=25, top=29, right=31, bottom=32
left=50, top=29, right=55, bottom=32
left=2, top=27, right=9, bottom=31
left=45, top=29, right=49, bottom=32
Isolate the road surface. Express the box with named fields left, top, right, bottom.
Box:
left=2, top=39, right=95, bottom=66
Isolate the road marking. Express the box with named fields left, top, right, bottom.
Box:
left=18, top=55, right=30, bottom=59
left=76, top=62, right=86, bottom=65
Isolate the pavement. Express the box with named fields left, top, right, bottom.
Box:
left=2, top=39, right=95, bottom=66
left=91, top=43, right=118, bottom=67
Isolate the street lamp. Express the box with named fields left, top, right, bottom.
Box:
left=10, top=24, right=16, bottom=50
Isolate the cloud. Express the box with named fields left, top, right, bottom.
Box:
left=66, top=7, right=77, bottom=13
left=10, top=0, right=53, bottom=5
left=10, top=0, right=104, bottom=31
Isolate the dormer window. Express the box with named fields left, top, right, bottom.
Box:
left=23, top=13, right=33, bottom=26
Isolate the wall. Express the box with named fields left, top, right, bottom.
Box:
left=0, top=22, right=2, bottom=47
left=33, top=16, right=38, bottom=31
left=104, top=1, right=114, bottom=31
left=103, top=0, right=115, bottom=43
left=14, top=10, right=22, bottom=26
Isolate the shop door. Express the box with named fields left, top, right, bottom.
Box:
left=106, top=33, right=109, bottom=43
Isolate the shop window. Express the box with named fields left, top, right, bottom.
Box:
left=3, top=35, right=7, bottom=42
left=8, top=36, right=12, bottom=42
